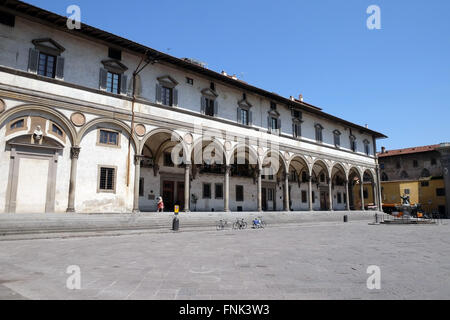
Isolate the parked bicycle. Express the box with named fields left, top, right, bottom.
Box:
left=232, top=218, right=247, bottom=230
left=216, top=219, right=230, bottom=231
left=252, top=217, right=266, bottom=229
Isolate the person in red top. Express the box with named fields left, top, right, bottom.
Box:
left=157, top=196, right=164, bottom=212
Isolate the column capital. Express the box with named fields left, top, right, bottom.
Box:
left=70, top=146, right=81, bottom=159
left=134, top=154, right=145, bottom=165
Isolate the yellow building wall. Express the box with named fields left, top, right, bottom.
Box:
left=380, top=178, right=445, bottom=213
left=352, top=182, right=375, bottom=208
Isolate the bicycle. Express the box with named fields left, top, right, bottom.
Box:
left=252, top=217, right=266, bottom=229
left=216, top=219, right=229, bottom=231
left=232, top=218, right=247, bottom=230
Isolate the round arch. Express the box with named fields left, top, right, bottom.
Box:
left=78, top=117, right=138, bottom=150
left=191, top=137, right=226, bottom=166
left=261, top=149, right=288, bottom=174
left=0, top=104, right=77, bottom=146
left=228, top=143, right=260, bottom=168
left=139, top=127, right=187, bottom=157
left=312, top=159, right=330, bottom=179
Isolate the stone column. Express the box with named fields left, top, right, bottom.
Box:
left=360, top=181, right=365, bottom=211
left=345, top=180, right=350, bottom=211
left=257, top=168, right=262, bottom=212
left=224, top=165, right=231, bottom=212
left=437, top=143, right=450, bottom=218
left=132, top=154, right=143, bottom=213
left=372, top=182, right=378, bottom=209
left=328, top=177, right=333, bottom=211
left=184, top=164, right=191, bottom=212
left=308, top=175, right=313, bottom=211
left=284, top=171, right=290, bottom=211
left=66, top=146, right=80, bottom=213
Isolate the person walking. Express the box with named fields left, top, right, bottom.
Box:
left=157, top=196, right=164, bottom=213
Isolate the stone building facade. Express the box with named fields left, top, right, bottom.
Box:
left=378, top=144, right=450, bottom=217
left=0, top=1, right=386, bottom=214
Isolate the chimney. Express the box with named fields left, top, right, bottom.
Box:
left=299, top=94, right=303, bottom=102
left=289, top=96, right=294, bottom=101
left=365, top=124, right=368, bottom=128
left=381, top=146, right=386, bottom=153
left=221, top=70, right=227, bottom=76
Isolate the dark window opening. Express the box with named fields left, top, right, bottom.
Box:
left=240, top=109, right=249, bottom=125
left=270, top=102, right=277, bottom=110
left=10, top=119, right=24, bottom=129
left=99, top=130, right=118, bottom=145
left=161, top=86, right=173, bottom=106
left=301, top=190, right=307, bottom=203
left=271, top=117, right=278, bottom=130
left=99, top=167, right=115, bottom=191
left=106, top=71, right=121, bottom=94
left=108, top=48, right=122, bottom=60
left=186, top=77, right=193, bottom=85
left=210, top=82, right=215, bottom=91
left=38, top=52, right=56, bottom=78
left=163, top=152, right=174, bottom=167
left=52, top=124, right=63, bottom=136
left=236, top=185, right=244, bottom=202
left=139, top=178, right=144, bottom=196
left=205, top=98, right=215, bottom=117
left=436, top=188, right=445, bottom=197
left=0, top=11, right=15, bottom=27
left=337, top=193, right=342, bottom=204
left=413, top=160, right=418, bottom=168
left=203, top=183, right=211, bottom=199
left=215, top=183, right=223, bottom=199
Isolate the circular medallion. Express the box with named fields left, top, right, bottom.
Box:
left=134, top=124, right=146, bottom=137
left=184, top=133, right=193, bottom=144
left=70, top=112, right=86, bottom=127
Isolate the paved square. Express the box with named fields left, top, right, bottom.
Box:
left=0, top=221, right=449, bottom=299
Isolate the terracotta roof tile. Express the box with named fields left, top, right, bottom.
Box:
left=378, top=144, right=440, bottom=157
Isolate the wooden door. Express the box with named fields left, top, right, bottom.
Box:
left=162, top=181, right=174, bottom=212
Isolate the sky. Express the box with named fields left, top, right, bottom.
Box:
left=25, top=0, right=450, bottom=151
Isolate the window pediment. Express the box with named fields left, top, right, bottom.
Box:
left=268, top=109, right=280, bottom=117
left=315, top=123, right=323, bottom=130
left=32, top=38, right=65, bottom=55
left=363, top=139, right=370, bottom=145
left=157, top=75, right=178, bottom=88
left=333, top=130, right=341, bottom=136
left=101, top=59, right=128, bottom=73
left=201, top=88, right=218, bottom=98
left=238, top=98, right=252, bottom=110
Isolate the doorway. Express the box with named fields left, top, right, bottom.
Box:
left=262, top=186, right=276, bottom=211
left=320, top=191, right=328, bottom=210
left=162, top=181, right=174, bottom=212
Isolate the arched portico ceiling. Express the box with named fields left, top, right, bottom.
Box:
left=331, top=162, right=347, bottom=180
left=229, top=143, right=259, bottom=168
left=288, top=154, right=310, bottom=175
left=348, top=166, right=363, bottom=183
left=140, top=128, right=187, bottom=163
left=311, top=159, right=330, bottom=178
left=78, top=117, right=139, bottom=151
left=363, top=168, right=376, bottom=182
left=0, top=104, right=76, bottom=146
left=261, top=149, right=287, bottom=175
left=191, top=137, right=226, bottom=165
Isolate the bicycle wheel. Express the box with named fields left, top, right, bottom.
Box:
left=242, top=222, right=247, bottom=229
left=233, top=222, right=239, bottom=230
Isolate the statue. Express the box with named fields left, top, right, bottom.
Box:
left=32, top=125, right=43, bottom=144
left=400, top=194, right=410, bottom=206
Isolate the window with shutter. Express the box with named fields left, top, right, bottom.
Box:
left=28, top=48, right=40, bottom=74
left=106, top=71, right=121, bottom=94
left=37, top=52, right=56, bottom=78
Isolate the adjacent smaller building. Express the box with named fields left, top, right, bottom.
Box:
left=377, top=144, right=450, bottom=217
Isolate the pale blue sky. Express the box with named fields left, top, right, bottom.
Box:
left=26, top=0, right=450, bottom=150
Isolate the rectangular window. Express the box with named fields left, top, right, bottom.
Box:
left=202, top=183, right=211, bottom=199
left=186, top=77, right=193, bottom=85
left=268, top=189, right=273, bottom=201
left=312, top=191, right=315, bottom=203
left=365, top=143, right=370, bottom=155
left=139, top=178, right=144, bottom=197
left=293, top=122, right=301, bottom=138
left=404, top=189, right=410, bottom=194
left=337, top=192, right=342, bottom=204
left=421, top=181, right=429, bottom=187
left=413, top=160, right=418, bottom=168
left=236, top=185, right=244, bottom=202
left=436, top=188, right=445, bottom=196
left=161, top=86, right=173, bottom=106
left=315, top=127, right=323, bottom=142
left=240, top=109, right=248, bottom=125
left=163, top=152, right=174, bottom=167
left=205, top=98, right=215, bottom=117
left=98, top=129, right=119, bottom=146
left=37, top=52, right=56, bottom=78
left=334, top=133, right=340, bottom=147
left=108, top=47, right=122, bottom=60
left=350, top=139, right=357, bottom=152
left=270, top=102, right=277, bottom=110
left=301, top=190, right=307, bottom=203
left=271, top=117, right=278, bottom=130
left=215, top=183, right=223, bottom=199
left=98, top=167, right=116, bottom=192
left=106, top=71, right=121, bottom=94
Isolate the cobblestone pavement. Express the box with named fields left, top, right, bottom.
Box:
left=0, top=220, right=449, bottom=300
